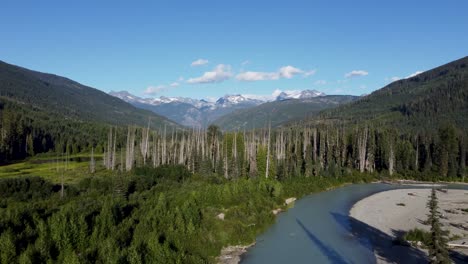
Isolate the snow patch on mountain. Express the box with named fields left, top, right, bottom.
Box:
left=110, top=89, right=326, bottom=113
left=273, top=89, right=325, bottom=101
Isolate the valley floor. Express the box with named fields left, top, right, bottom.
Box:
left=350, top=188, right=468, bottom=263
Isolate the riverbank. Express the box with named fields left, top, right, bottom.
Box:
left=217, top=243, right=255, bottom=264
left=216, top=180, right=357, bottom=264
left=382, top=179, right=468, bottom=187
left=350, top=188, right=468, bottom=263
left=217, top=178, right=467, bottom=264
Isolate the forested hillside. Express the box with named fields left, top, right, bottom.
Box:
left=212, top=95, right=358, bottom=131
left=311, top=56, right=468, bottom=132
left=0, top=57, right=466, bottom=263
left=0, top=60, right=177, bottom=127
left=0, top=60, right=180, bottom=164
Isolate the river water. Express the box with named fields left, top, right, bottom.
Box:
left=241, top=183, right=468, bottom=264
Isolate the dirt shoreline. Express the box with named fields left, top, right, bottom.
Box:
left=217, top=180, right=468, bottom=263
left=350, top=188, right=468, bottom=263
left=217, top=243, right=255, bottom=264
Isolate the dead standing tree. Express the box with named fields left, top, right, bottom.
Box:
left=266, top=122, right=271, bottom=178
left=357, top=127, right=368, bottom=173
left=389, top=142, right=395, bottom=176
left=125, top=126, right=136, bottom=171
left=89, top=147, right=95, bottom=174
left=140, top=119, right=151, bottom=166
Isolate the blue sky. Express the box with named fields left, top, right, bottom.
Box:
left=1, top=1, right=467, bottom=100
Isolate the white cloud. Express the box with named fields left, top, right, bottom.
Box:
left=385, top=76, right=401, bottom=82
left=236, top=71, right=280, bottom=81
left=177, top=76, right=184, bottom=82
left=345, top=70, right=369, bottom=78
left=303, top=70, right=317, bottom=77
left=406, top=71, right=423, bottom=78
left=145, top=79, right=180, bottom=95
left=241, top=60, right=250, bottom=66
left=236, top=65, right=313, bottom=81
left=144, top=85, right=166, bottom=95
left=385, top=70, right=423, bottom=82
left=272, top=89, right=283, bottom=97
left=314, top=80, right=327, bottom=85
left=187, top=64, right=232, bottom=84
left=279, top=66, right=303, bottom=78
left=191, top=59, right=209, bottom=67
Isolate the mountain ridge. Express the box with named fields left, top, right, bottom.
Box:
left=109, top=89, right=327, bottom=127
left=0, top=59, right=180, bottom=129
left=302, top=56, right=468, bottom=131
left=211, top=95, right=359, bottom=130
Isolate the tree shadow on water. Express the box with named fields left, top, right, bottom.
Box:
left=296, top=218, right=351, bottom=264
left=331, top=212, right=428, bottom=264
left=449, top=250, right=468, bottom=264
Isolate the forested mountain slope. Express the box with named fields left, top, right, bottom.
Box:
left=0, top=60, right=180, bottom=163
left=0, top=60, right=178, bottom=128
left=310, top=56, right=468, bottom=131
left=212, top=95, right=358, bottom=131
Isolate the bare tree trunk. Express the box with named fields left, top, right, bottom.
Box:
left=152, top=132, right=158, bottom=167
left=90, top=147, right=95, bottom=174
left=140, top=119, right=150, bottom=165
left=224, top=143, right=229, bottom=179
left=111, top=130, right=116, bottom=170
left=105, top=127, right=113, bottom=169
left=459, top=136, right=466, bottom=181
left=389, top=144, right=395, bottom=176
left=303, top=127, right=309, bottom=162
left=313, top=128, right=317, bottom=162
left=163, top=126, right=167, bottom=165
left=126, top=126, right=136, bottom=171
left=266, top=122, right=271, bottom=178
left=357, top=127, right=368, bottom=173
left=120, top=148, right=124, bottom=172
left=415, top=136, right=419, bottom=171
left=340, top=127, right=346, bottom=167
left=173, top=129, right=178, bottom=164
left=179, top=134, right=185, bottom=164
left=249, top=130, right=257, bottom=178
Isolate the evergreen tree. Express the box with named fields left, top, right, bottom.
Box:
left=426, top=188, right=450, bottom=264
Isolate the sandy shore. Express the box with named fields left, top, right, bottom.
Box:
left=350, top=188, right=468, bottom=263
left=217, top=243, right=255, bottom=264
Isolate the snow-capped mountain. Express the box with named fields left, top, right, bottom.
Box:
left=109, top=91, right=264, bottom=127
left=110, top=91, right=211, bottom=107
left=215, top=94, right=263, bottom=108
left=275, top=89, right=325, bottom=101
left=110, top=90, right=145, bottom=103
left=110, top=91, right=263, bottom=109
left=109, top=89, right=325, bottom=127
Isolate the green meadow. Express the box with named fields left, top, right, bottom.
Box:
left=0, top=153, right=103, bottom=184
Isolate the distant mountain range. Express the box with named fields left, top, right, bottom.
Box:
left=109, top=89, right=327, bottom=127
left=275, top=89, right=326, bottom=100
left=212, top=95, right=359, bottom=130
left=2, top=56, right=466, bottom=164
left=110, top=56, right=468, bottom=132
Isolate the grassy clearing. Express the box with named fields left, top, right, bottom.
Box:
left=0, top=153, right=104, bottom=184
